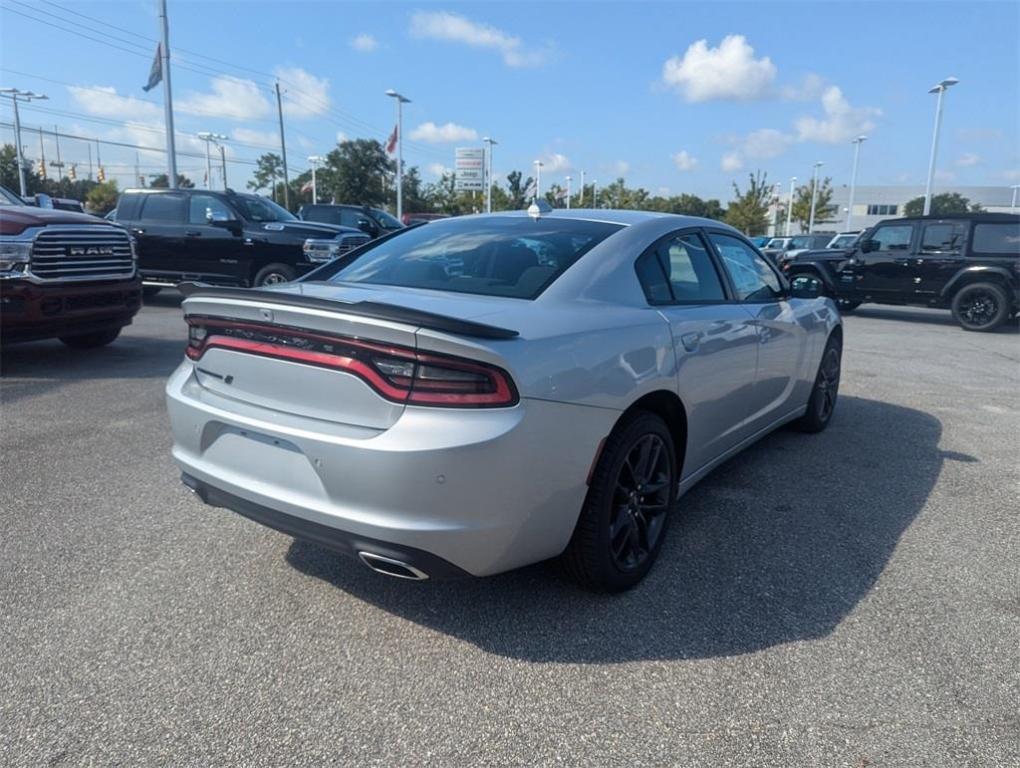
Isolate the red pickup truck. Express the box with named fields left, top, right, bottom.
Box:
left=1, top=188, right=142, bottom=347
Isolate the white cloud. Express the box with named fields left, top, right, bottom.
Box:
left=740, top=128, right=793, bottom=159
left=409, top=121, right=478, bottom=143
left=614, top=160, right=631, bottom=176
left=409, top=10, right=550, bottom=67
left=232, top=127, right=280, bottom=148
left=177, top=76, right=271, bottom=120
left=67, top=85, right=161, bottom=121
left=795, top=86, right=880, bottom=144
left=672, top=150, right=698, bottom=172
left=427, top=162, right=451, bottom=178
left=956, top=152, right=980, bottom=167
left=780, top=73, right=826, bottom=101
left=662, top=35, right=776, bottom=102
left=540, top=153, right=572, bottom=173
left=721, top=152, right=743, bottom=172
left=351, top=33, right=378, bottom=52
left=275, top=67, right=331, bottom=118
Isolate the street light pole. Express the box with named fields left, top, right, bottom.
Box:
left=308, top=155, right=324, bottom=204
left=771, top=182, right=782, bottom=236
left=579, top=170, right=585, bottom=206
left=483, top=135, right=495, bottom=213
left=785, top=177, right=797, bottom=237
left=1010, top=185, right=1020, bottom=214
left=218, top=143, right=227, bottom=190
left=847, top=136, right=866, bottom=230
left=808, top=161, right=823, bottom=233
left=157, top=0, right=178, bottom=188
left=565, top=175, right=572, bottom=209
left=0, top=88, right=48, bottom=196
left=385, top=89, right=411, bottom=220
left=592, top=179, right=598, bottom=209
left=923, top=77, right=959, bottom=216
left=533, top=160, right=543, bottom=202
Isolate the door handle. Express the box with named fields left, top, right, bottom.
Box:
left=131, top=228, right=145, bottom=235
left=893, top=258, right=910, bottom=265
left=185, top=230, right=201, bottom=237
left=679, top=332, right=702, bottom=352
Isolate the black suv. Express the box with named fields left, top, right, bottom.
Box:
left=297, top=204, right=404, bottom=239
left=785, top=213, right=1020, bottom=331
left=116, top=189, right=370, bottom=292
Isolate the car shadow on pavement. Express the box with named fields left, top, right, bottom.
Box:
left=851, top=306, right=1020, bottom=333
left=286, top=395, right=960, bottom=663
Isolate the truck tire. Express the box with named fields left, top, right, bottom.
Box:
left=951, top=282, right=1010, bottom=332
left=253, top=263, right=296, bottom=287
left=59, top=328, right=121, bottom=349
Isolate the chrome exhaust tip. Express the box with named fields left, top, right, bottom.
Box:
left=357, top=551, right=429, bottom=581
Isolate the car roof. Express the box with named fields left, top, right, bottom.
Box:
left=480, top=208, right=721, bottom=228
left=892, top=213, right=1020, bottom=223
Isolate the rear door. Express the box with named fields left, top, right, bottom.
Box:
left=707, top=230, right=809, bottom=434
left=634, top=229, right=760, bottom=472
left=914, top=220, right=968, bottom=297
left=184, top=193, right=249, bottom=285
left=132, top=192, right=187, bottom=281
left=848, top=221, right=918, bottom=298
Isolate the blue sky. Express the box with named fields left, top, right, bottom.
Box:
left=1, top=0, right=1017, bottom=200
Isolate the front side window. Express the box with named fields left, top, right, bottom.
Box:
left=710, top=232, right=782, bottom=302
left=371, top=208, right=403, bottom=229
left=971, top=223, right=1020, bottom=254
left=920, top=223, right=966, bottom=253
left=140, top=193, right=185, bottom=223
left=869, top=224, right=914, bottom=251
left=323, top=217, right=622, bottom=299
left=188, top=195, right=234, bottom=224
left=232, top=194, right=296, bottom=223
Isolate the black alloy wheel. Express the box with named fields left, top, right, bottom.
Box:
left=951, top=282, right=1009, bottom=332
left=794, top=335, right=842, bottom=433
left=609, top=434, right=672, bottom=571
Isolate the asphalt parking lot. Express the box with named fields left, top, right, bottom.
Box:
left=2, top=294, right=1017, bottom=767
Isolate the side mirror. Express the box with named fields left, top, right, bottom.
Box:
left=210, top=218, right=242, bottom=234
left=790, top=275, right=823, bottom=299
left=356, top=218, right=378, bottom=236
left=859, top=239, right=875, bottom=253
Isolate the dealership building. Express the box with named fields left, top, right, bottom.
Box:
left=807, top=185, right=1017, bottom=233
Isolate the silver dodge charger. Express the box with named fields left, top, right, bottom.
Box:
left=167, top=209, right=842, bottom=591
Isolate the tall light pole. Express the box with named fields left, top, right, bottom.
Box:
left=579, top=170, right=585, bottom=206
left=565, top=175, right=572, bottom=209
left=592, top=179, right=598, bottom=209
left=847, top=135, right=866, bottom=230
left=385, top=89, right=411, bottom=220
left=198, top=132, right=227, bottom=190
left=1011, top=184, right=1019, bottom=214
left=771, top=182, right=782, bottom=236
left=785, top=176, right=797, bottom=236
left=0, top=88, right=48, bottom=196
left=923, top=76, right=959, bottom=216
left=307, top=155, right=324, bottom=204
left=533, top=160, right=543, bottom=202
left=274, top=82, right=290, bottom=207
left=808, top=161, right=823, bottom=233
left=157, top=0, right=178, bottom=187
left=482, top=136, right=497, bottom=213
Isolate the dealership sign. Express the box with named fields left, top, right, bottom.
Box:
left=455, top=147, right=485, bottom=191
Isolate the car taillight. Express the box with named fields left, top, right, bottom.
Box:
left=185, top=316, right=518, bottom=408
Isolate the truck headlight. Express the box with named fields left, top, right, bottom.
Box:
left=303, top=238, right=341, bottom=263
left=0, top=241, right=31, bottom=273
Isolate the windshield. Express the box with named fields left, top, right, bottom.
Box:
left=233, top=194, right=297, bottom=223
left=0, top=185, right=24, bottom=205
left=371, top=208, right=403, bottom=229
left=322, top=216, right=623, bottom=299
left=766, top=238, right=788, bottom=248
left=790, top=236, right=816, bottom=249
left=829, top=234, right=858, bottom=248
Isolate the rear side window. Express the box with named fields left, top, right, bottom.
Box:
left=971, top=223, right=1020, bottom=254
left=921, top=223, right=967, bottom=253
left=140, top=193, right=185, bottom=223
left=116, top=193, right=142, bottom=221
left=323, top=217, right=622, bottom=299
left=710, top=232, right=782, bottom=302
left=637, top=232, right=726, bottom=304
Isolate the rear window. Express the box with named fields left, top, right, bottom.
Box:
left=971, top=223, right=1020, bottom=254
left=322, top=217, right=623, bottom=299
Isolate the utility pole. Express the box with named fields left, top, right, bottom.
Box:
left=785, top=177, right=797, bottom=237
left=197, top=132, right=227, bottom=190
left=87, top=142, right=93, bottom=181
left=565, top=175, right=572, bottom=209
left=0, top=89, right=47, bottom=196
left=847, top=136, right=866, bottom=230
left=135, top=153, right=142, bottom=187
left=385, top=89, right=411, bottom=220
left=38, top=128, right=47, bottom=181
left=274, top=81, right=290, bottom=207
left=808, top=161, right=823, bottom=233
left=482, top=136, right=497, bottom=213
left=51, top=125, right=64, bottom=180
left=219, top=143, right=227, bottom=190
left=157, top=0, right=178, bottom=187
left=308, top=155, right=324, bottom=204
left=923, top=77, right=959, bottom=215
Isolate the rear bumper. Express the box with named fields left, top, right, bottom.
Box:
left=166, top=361, right=618, bottom=577
left=0, top=276, right=142, bottom=343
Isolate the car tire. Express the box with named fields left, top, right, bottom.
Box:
left=564, top=411, right=677, bottom=592
left=253, top=264, right=296, bottom=287
left=951, top=282, right=1010, bottom=332
left=142, top=286, right=162, bottom=299
left=794, top=334, right=842, bottom=434
left=59, top=328, right=121, bottom=349
left=836, top=299, right=861, bottom=312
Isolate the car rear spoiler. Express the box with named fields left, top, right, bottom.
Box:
left=177, top=282, right=519, bottom=340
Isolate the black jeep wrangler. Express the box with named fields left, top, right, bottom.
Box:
left=116, top=188, right=370, bottom=293
left=784, top=213, right=1020, bottom=331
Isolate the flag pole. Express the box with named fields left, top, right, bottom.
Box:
left=158, top=0, right=178, bottom=188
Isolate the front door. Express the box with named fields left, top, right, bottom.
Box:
left=184, top=194, right=248, bottom=285
left=844, top=222, right=918, bottom=299
left=914, top=220, right=968, bottom=298
left=132, top=192, right=187, bottom=282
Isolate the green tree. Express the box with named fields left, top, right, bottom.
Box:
left=150, top=173, right=195, bottom=189
left=903, top=192, right=982, bottom=217
left=402, top=166, right=430, bottom=213
left=725, top=171, right=772, bottom=235
left=504, top=170, right=534, bottom=210
left=319, top=139, right=392, bottom=208
left=248, top=153, right=283, bottom=195
left=85, top=180, right=119, bottom=214
left=790, top=176, right=836, bottom=232
left=0, top=143, right=45, bottom=195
